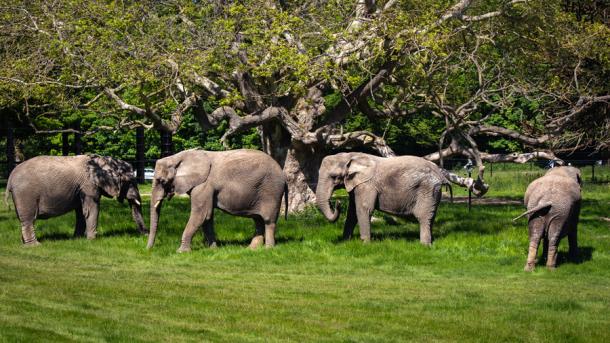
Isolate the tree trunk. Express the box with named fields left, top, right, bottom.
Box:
left=74, top=121, right=82, bottom=155
left=5, top=118, right=15, bottom=178
left=136, top=126, right=145, bottom=184
left=160, top=130, right=173, bottom=157
left=62, top=131, right=70, bottom=156
left=260, top=122, right=323, bottom=212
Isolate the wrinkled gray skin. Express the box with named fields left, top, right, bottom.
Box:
left=514, top=166, right=582, bottom=271
left=4, top=155, right=147, bottom=246
left=147, top=149, right=288, bottom=252
left=316, top=152, right=489, bottom=245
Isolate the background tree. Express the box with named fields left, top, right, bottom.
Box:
left=1, top=0, right=608, bottom=211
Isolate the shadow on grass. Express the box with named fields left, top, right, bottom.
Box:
left=39, top=229, right=146, bottom=242
left=556, top=246, right=594, bottom=266
left=536, top=246, right=594, bottom=267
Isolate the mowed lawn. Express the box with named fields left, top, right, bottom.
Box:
left=0, top=165, right=609, bottom=342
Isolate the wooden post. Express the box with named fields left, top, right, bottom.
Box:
left=5, top=118, right=15, bottom=177
left=136, top=127, right=145, bottom=184
left=73, top=121, right=82, bottom=155
left=160, top=130, right=173, bottom=157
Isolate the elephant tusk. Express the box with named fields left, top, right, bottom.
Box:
left=134, top=199, right=141, bottom=206
left=154, top=200, right=161, bottom=208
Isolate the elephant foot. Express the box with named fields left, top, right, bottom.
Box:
left=361, top=238, right=371, bottom=244
left=546, top=264, right=556, bottom=271
left=23, top=240, right=41, bottom=248
left=524, top=263, right=535, bottom=272
left=86, top=234, right=97, bottom=240
left=207, top=242, right=218, bottom=249
left=177, top=246, right=192, bottom=253
left=249, top=235, right=264, bottom=250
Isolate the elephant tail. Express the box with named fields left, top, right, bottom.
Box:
left=283, top=183, right=289, bottom=221
left=513, top=202, right=552, bottom=221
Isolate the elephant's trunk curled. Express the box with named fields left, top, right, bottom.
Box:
left=316, top=177, right=340, bottom=222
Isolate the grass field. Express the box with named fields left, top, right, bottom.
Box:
left=0, top=165, right=609, bottom=342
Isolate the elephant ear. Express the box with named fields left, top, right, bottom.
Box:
left=172, top=152, right=212, bottom=195
left=88, top=155, right=123, bottom=198
left=344, top=155, right=377, bottom=192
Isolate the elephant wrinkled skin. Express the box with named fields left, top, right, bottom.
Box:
left=4, top=155, right=148, bottom=245
left=147, top=149, right=288, bottom=252
left=514, top=166, right=582, bottom=271
left=316, top=152, right=489, bottom=245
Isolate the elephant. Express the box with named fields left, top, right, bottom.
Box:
left=4, top=155, right=148, bottom=246
left=316, top=152, right=489, bottom=245
left=147, top=149, right=288, bottom=252
left=513, top=166, right=582, bottom=271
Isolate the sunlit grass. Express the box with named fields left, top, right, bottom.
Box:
left=0, top=165, right=609, bottom=341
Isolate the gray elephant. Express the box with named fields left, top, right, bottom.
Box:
left=4, top=155, right=147, bottom=246
left=513, top=166, right=582, bottom=271
left=147, top=149, right=288, bottom=252
left=316, top=152, right=489, bottom=245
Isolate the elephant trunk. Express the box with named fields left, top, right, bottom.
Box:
left=129, top=199, right=148, bottom=234
left=147, top=183, right=164, bottom=249
left=472, top=165, right=490, bottom=197
left=315, top=177, right=340, bottom=222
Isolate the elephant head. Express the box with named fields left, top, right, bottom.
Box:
left=147, top=150, right=211, bottom=249
left=87, top=155, right=148, bottom=234
left=316, top=153, right=377, bottom=222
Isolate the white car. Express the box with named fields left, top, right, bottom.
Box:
left=135, top=168, right=155, bottom=180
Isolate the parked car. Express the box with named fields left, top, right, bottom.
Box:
left=135, top=168, right=155, bottom=180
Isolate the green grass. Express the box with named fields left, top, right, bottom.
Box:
left=1, top=166, right=609, bottom=342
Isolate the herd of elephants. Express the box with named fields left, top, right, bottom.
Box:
left=4, top=148, right=583, bottom=271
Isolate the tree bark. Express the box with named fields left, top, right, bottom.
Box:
left=5, top=118, right=15, bottom=178
left=136, top=126, right=145, bottom=184
left=260, top=121, right=322, bottom=212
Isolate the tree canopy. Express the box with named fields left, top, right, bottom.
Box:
left=1, top=0, right=609, bottom=209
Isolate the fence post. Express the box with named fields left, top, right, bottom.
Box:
left=136, top=127, right=145, bottom=184
left=490, top=162, right=493, bottom=178
left=5, top=119, right=15, bottom=178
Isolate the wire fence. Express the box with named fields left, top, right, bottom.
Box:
left=0, top=157, right=609, bottom=186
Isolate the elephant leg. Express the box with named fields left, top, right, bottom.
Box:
left=74, top=206, right=86, bottom=238
left=202, top=213, right=217, bottom=248
left=249, top=217, right=265, bottom=249
left=264, top=222, right=276, bottom=248
left=82, top=196, right=100, bottom=240
left=525, top=217, right=544, bottom=272
left=354, top=189, right=375, bottom=243
left=15, top=204, right=39, bottom=246
left=342, top=193, right=357, bottom=240
left=178, top=207, right=210, bottom=253
left=21, top=222, right=39, bottom=246
left=413, top=187, right=441, bottom=246
left=545, top=220, right=564, bottom=269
